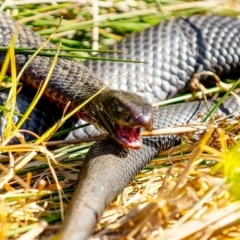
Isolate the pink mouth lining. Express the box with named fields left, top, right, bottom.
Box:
left=115, top=124, right=141, bottom=149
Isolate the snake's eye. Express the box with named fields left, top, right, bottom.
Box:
left=117, top=105, right=124, bottom=113
left=124, top=114, right=134, bottom=123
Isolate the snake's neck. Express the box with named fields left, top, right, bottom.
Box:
left=73, top=89, right=111, bottom=127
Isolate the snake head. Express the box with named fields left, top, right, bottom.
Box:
left=97, top=90, right=153, bottom=149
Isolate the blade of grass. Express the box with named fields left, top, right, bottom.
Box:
left=2, top=17, right=64, bottom=144
left=35, top=76, right=118, bottom=144
left=0, top=47, right=122, bottom=53
left=202, top=77, right=240, bottom=122
left=3, top=30, right=18, bottom=139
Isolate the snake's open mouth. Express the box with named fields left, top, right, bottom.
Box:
left=115, top=124, right=141, bottom=149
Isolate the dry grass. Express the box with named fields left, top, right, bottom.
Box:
left=1, top=0, right=240, bottom=239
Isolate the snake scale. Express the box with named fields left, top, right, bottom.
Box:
left=1, top=12, right=240, bottom=239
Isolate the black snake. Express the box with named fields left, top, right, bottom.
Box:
left=0, top=12, right=240, bottom=240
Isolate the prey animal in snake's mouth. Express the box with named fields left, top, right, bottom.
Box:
left=91, top=90, right=153, bottom=149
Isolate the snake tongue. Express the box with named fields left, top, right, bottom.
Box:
left=115, top=124, right=141, bottom=149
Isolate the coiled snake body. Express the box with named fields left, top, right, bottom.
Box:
left=1, top=13, right=240, bottom=239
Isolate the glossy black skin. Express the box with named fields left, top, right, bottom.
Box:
left=58, top=15, right=240, bottom=239
left=1, top=12, right=240, bottom=240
